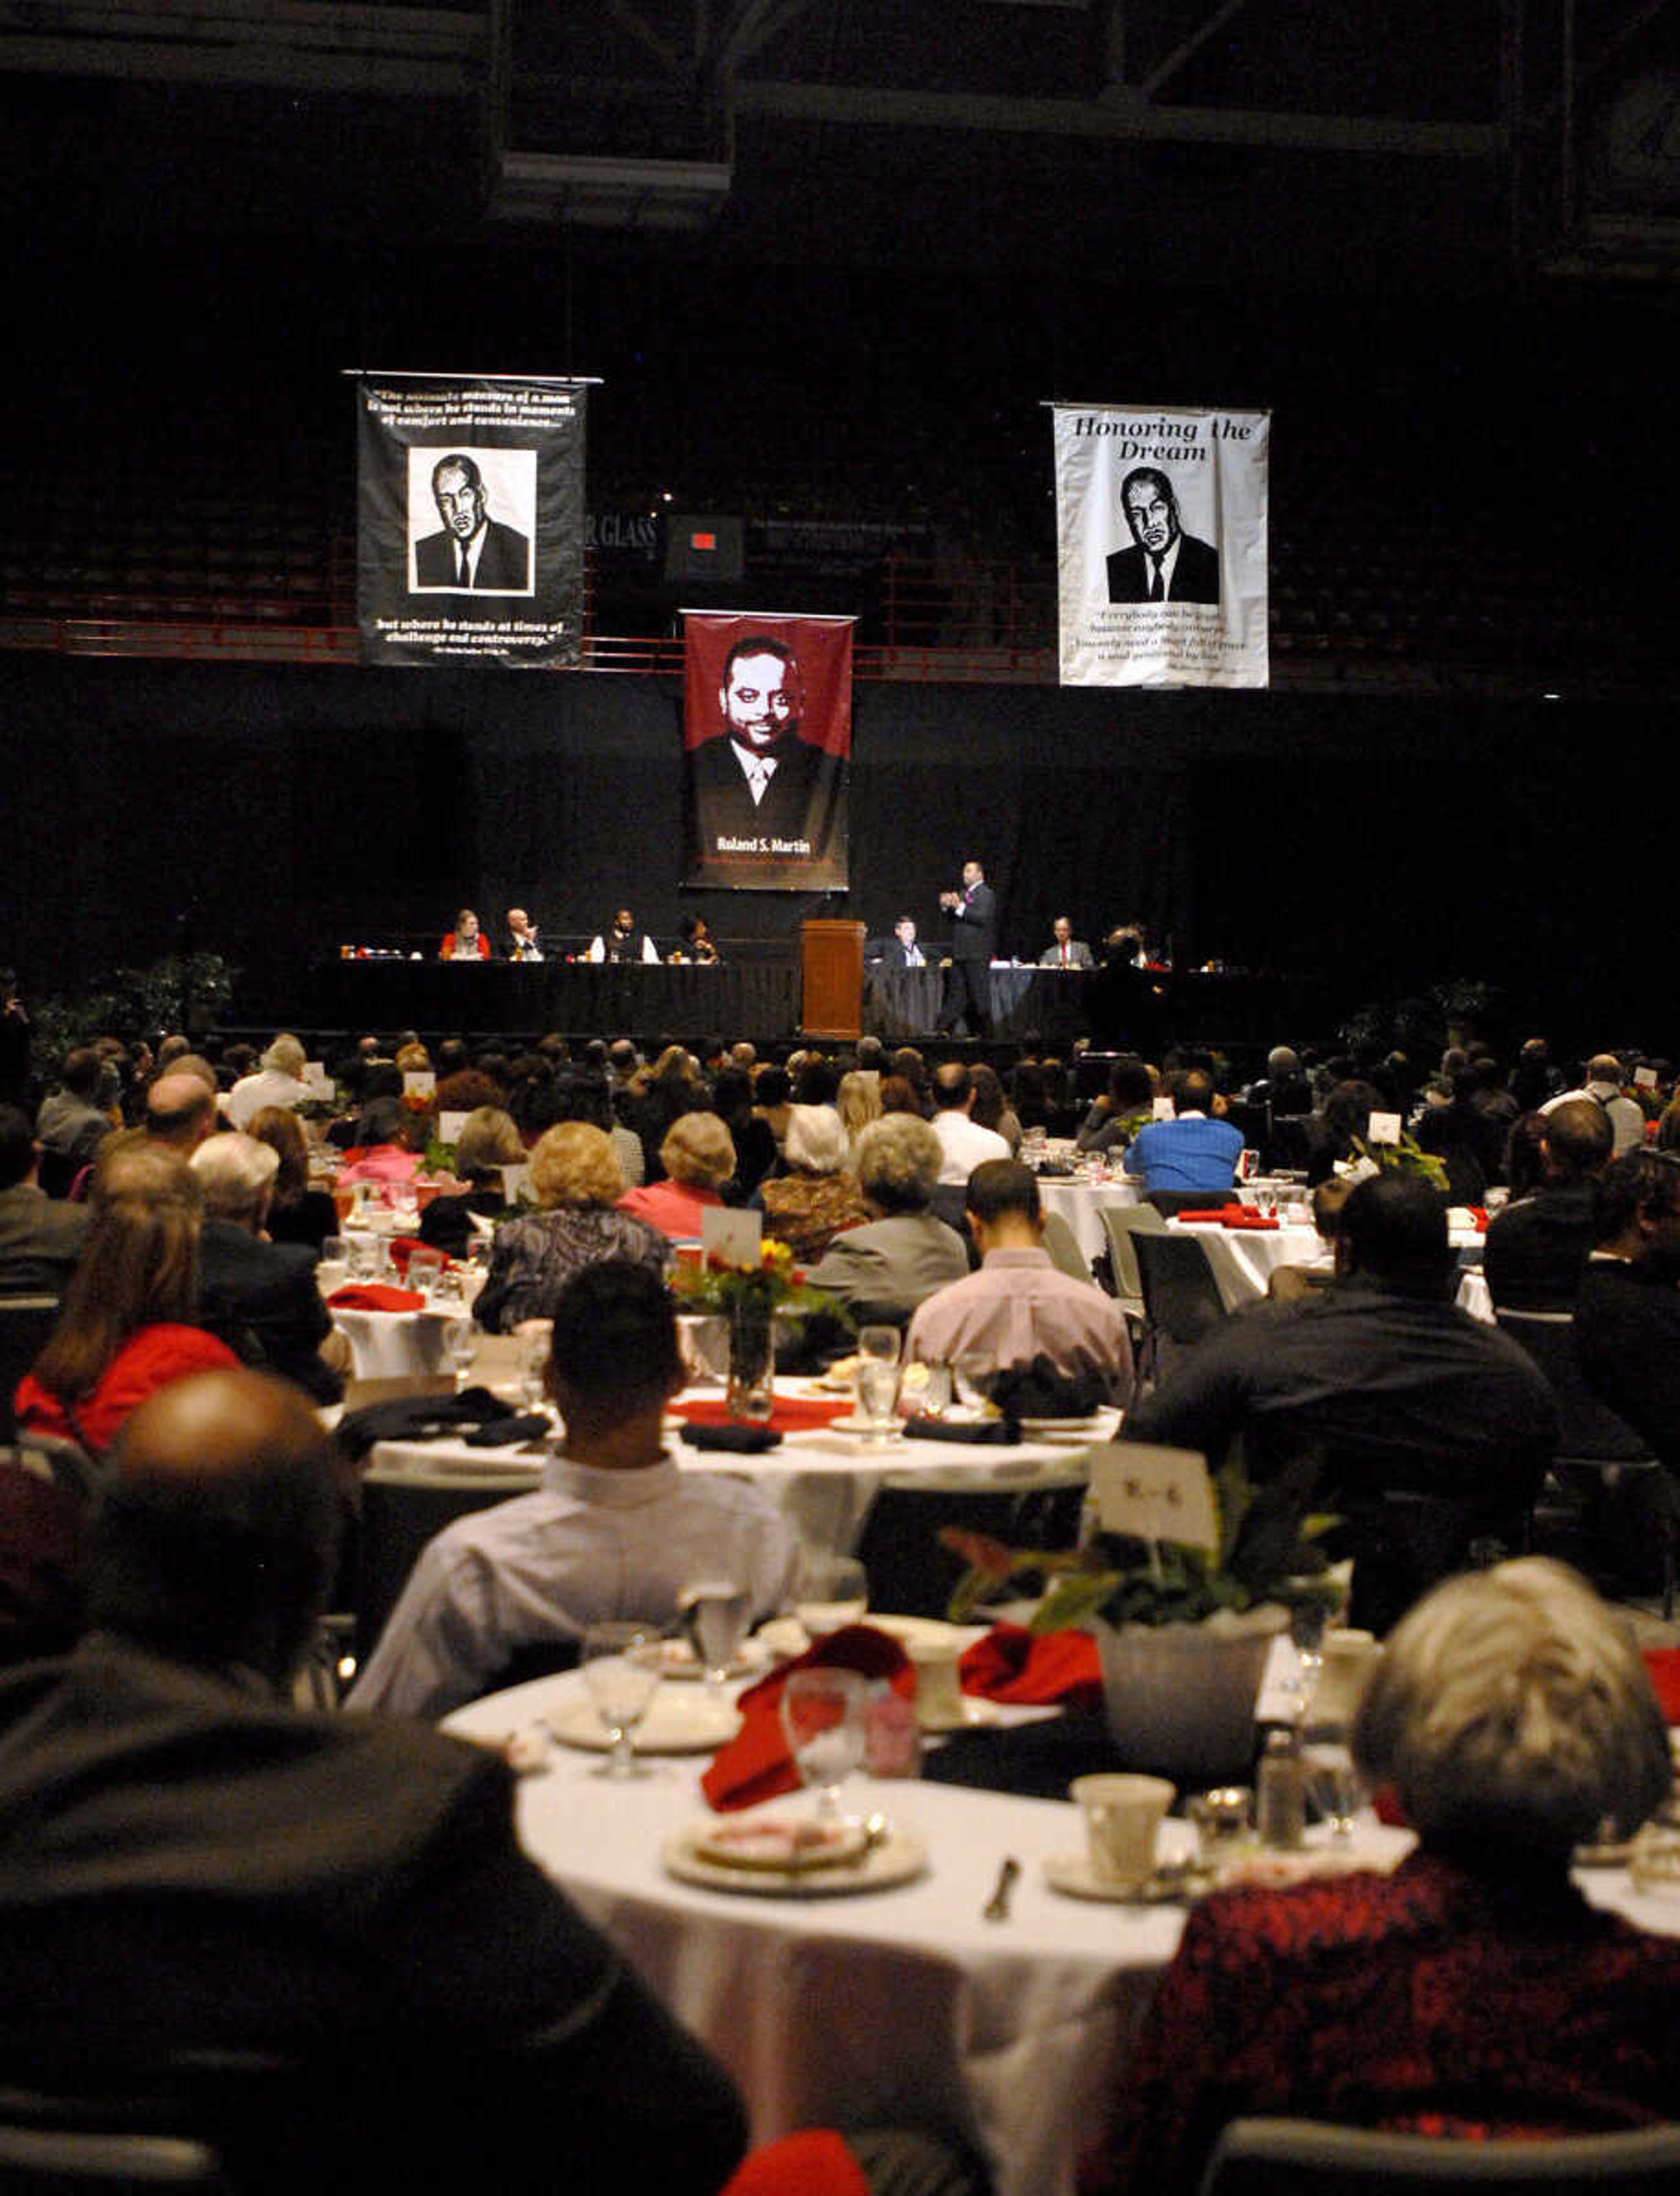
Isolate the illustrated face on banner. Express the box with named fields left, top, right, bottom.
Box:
left=720, top=646, right=800, bottom=751
left=1122, top=471, right=1181, bottom=560
left=433, top=458, right=487, bottom=544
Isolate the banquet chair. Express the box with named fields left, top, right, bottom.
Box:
left=1099, top=1201, right=1166, bottom=1325
left=1145, top=1189, right=1242, bottom=1218
left=353, top=1468, right=535, bottom=1664
left=1199, top=2116, right=1680, bottom=2193
left=1494, top=1309, right=1675, bottom=1621
left=855, top=1474, right=1087, bottom=1619
left=1131, top=1231, right=1228, bottom=1386
left=1040, top=1210, right=1096, bottom=1284
left=0, top=1300, right=61, bottom=1442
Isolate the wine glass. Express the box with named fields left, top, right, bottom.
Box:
left=855, top=1324, right=902, bottom=1439
left=441, top=1316, right=477, bottom=1393
left=579, top=1622, right=664, bottom=1779
left=517, top=1331, right=550, bottom=1412
left=779, top=1667, right=866, bottom=1821
left=792, top=1552, right=868, bottom=1637
left=679, top=1578, right=753, bottom=1693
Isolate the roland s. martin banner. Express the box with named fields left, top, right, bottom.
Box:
left=354, top=374, right=588, bottom=667
left=682, top=612, right=853, bottom=891
left=1054, top=404, right=1268, bottom=689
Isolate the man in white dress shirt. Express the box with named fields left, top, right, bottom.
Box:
left=348, top=1263, right=797, bottom=1721
left=928, top=1061, right=1010, bottom=1187
left=224, top=1033, right=312, bottom=1129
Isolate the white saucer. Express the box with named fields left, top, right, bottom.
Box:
left=545, top=1693, right=738, bottom=1756
left=664, top=1819, right=926, bottom=1898
left=1043, top=1852, right=1206, bottom=1904
left=917, top=1697, right=999, bottom=1734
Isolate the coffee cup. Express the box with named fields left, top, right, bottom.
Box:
left=1070, top=1773, right=1175, bottom=1888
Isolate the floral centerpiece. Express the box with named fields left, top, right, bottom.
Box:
left=945, top=1455, right=1341, bottom=1782
left=1342, top=1130, right=1448, bottom=1192
left=668, top=1240, right=845, bottom=1419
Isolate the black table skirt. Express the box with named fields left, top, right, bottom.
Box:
left=309, top=959, right=800, bottom=1040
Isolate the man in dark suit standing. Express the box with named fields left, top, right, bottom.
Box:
left=1106, top=466, right=1221, bottom=605
left=938, top=860, right=998, bottom=1036
left=413, top=452, right=531, bottom=592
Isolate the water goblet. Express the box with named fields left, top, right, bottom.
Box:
left=441, top=1316, right=477, bottom=1394
left=579, top=1622, right=663, bottom=1779
left=517, top=1330, right=551, bottom=1412
left=678, top=1577, right=753, bottom=1693
left=778, top=1667, right=866, bottom=1821
left=855, top=1324, right=902, bottom=1439
left=1303, top=1739, right=1363, bottom=1841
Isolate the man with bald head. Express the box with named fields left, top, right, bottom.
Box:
left=0, top=1369, right=747, bottom=2190
left=144, top=1068, right=218, bottom=1150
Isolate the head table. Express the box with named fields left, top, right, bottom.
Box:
left=441, top=1663, right=1680, bottom=2196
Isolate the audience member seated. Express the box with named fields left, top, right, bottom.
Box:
left=473, top=1123, right=666, bottom=1333
left=337, top=1095, right=422, bottom=1189
left=34, top=1046, right=117, bottom=1192
left=418, top=1105, right=525, bottom=1261
left=248, top=1105, right=338, bottom=1253
left=0, top=1367, right=749, bottom=2193
left=1123, top=1069, right=1243, bottom=1194
left=967, top=1062, right=1022, bottom=1156
left=756, top=1105, right=867, bottom=1262
left=1079, top=1559, right=1680, bottom=2194
left=1411, top=1070, right=1489, bottom=1205
left=804, top=1116, right=970, bottom=1322
left=626, top=1043, right=704, bottom=1179
left=928, top=1062, right=1011, bottom=1187
left=190, top=1132, right=345, bottom=1406
left=1124, top=1174, right=1556, bottom=1610
left=1074, top=1057, right=1155, bottom=1156
left=0, top=1102, right=89, bottom=1295
left=1297, top=1077, right=1384, bottom=1188
left=224, top=1032, right=311, bottom=1130
left=710, top=1066, right=776, bottom=1200
left=351, top=1265, right=797, bottom=1720
left=619, top=1112, right=737, bottom=1241
left=13, top=1143, right=236, bottom=1455
left=1483, top=1095, right=1613, bottom=1312
left=836, top=1068, right=882, bottom=1168
left=907, top=1160, right=1134, bottom=1405
left=144, top=1063, right=220, bottom=1152
left=1575, top=1150, right=1680, bottom=1474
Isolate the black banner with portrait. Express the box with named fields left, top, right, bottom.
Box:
left=682, top=612, right=852, bottom=891
left=354, top=374, right=588, bottom=668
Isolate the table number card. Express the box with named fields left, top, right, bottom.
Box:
left=438, top=1111, right=469, bottom=1144
left=304, top=1062, right=333, bottom=1100
left=1152, top=1095, right=1175, bottom=1121
left=403, top=1070, right=437, bottom=1098
left=702, top=1206, right=763, bottom=1267
left=1636, top=1066, right=1658, bottom=1090
left=1089, top=1443, right=1218, bottom=1554
left=499, top=1163, right=531, bottom=1205
left=1366, top=1111, right=1402, bottom=1146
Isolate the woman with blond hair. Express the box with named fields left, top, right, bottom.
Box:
left=417, top=1105, right=526, bottom=1261
left=14, top=1145, right=236, bottom=1454
left=619, top=1113, right=736, bottom=1241
left=836, top=1069, right=882, bottom=1170
left=473, top=1122, right=666, bottom=1332
left=1084, top=1558, right=1680, bottom=2194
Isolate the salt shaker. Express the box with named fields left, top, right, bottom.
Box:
left=1256, top=1727, right=1306, bottom=1850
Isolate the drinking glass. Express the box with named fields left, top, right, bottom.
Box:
left=855, top=1324, right=902, bottom=1438
left=792, top=1552, right=868, bottom=1636
left=779, top=1667, right=866, bottom=1820
left=679, top=1578, right=753, bottom=1692
left=580, top=1623, right=663, bottom=1779
left=517, top=1331, right=550, bottom=1412
left=441, top=1317, right=477, bottom=1393
left=1303, top=1739, right=1363, bottom=1840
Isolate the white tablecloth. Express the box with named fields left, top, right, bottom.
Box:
left=330, top=1304, right=455, bottom=1381
left=1035, top=1177, right=1142, bottom=1267
left=443, top=1665, right=1680, bottom=2196
left=368, top=1405, right=1108, bottom=1555
left=1168, top=1218, right=1322, bottom=1309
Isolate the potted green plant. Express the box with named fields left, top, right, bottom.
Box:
left=945, top=1454, right=1339, bottom=1783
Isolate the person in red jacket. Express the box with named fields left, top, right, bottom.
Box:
left=439, top=908, right=490, bottom=961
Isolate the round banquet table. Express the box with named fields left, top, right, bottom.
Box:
left=1033, top=1176, right=1142, bottom=1267
left=367, top=1393, right=1113, bottom=1556
left=441, top=1665, right=1680, bottom=2196
left=329, top=1303, right=456, bottom=1381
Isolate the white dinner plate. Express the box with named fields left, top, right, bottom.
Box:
left=664, top=1819, right=927, bottom=1898
left=1016, top=1415, right=1110, bottom=1441
left=630, top=1636, right=773, bottom=1683
left=545, top=1693, right=738, bottom=1756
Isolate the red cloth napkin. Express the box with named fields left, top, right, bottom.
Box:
left=1643, top=1647, right=1680, bottom=1725
left=700, top=1624, right=913, bottom=1813
left=387, top=1236, right=456, bottom=1277
left=719, top=2132, right=869, bottom=2196
left=1463, top=1206, right=1489, bottom=1232
left=959, top=1623, right=1103, bottom=1707
left=1218, top=1210, right=1281, bottom=1231
left=1174, top=1209, right=1236, bottom=1225
left=672, top=1394, right=855, bottom=1435
left=326, top=1283, right=427, bottom=1313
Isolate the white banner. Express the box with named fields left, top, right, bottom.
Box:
left=1053, top=403, right=1268, bottom=688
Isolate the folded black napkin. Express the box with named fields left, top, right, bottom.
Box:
left=901, top=1415, right=1019, bottom=1444
left=335, top=1386, right=516, bottom=1462
left=983, top=1356, right=1107, bottom=1421
left=678, top=1423, right=783, bottom=1453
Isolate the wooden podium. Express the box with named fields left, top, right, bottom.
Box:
left=800, top=920, right=865, bottom=1039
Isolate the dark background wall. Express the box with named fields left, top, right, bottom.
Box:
left=4, top=648, right=1664, bottom=1046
